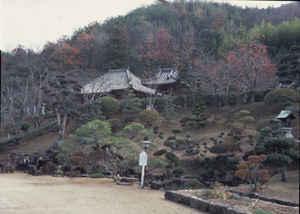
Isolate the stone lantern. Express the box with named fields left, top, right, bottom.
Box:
left=275, top=110, right=295, bottom=139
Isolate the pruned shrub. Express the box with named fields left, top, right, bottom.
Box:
left=21, top=122, right=31, bottom=131
left=200, top=113, right=211, bottom=118
left=90, top=173, right=105, bottom=178
left=189, top=178, right=200, bottom=187
left=165, top=152, right=180, bottom=166
left=200, top=172, right=207, bottom=178
left=139, top=109, right=159, bottom=124
left=256, top=119, right=271, bottom=132
left=153, top=149, right=167, bottom=157
left=210, top=143, right=242, bottom=156
left=264, top=88, right=300, bottom=105
left=233, top=135, right=242, bottom=141
left=207, top=169, right=215, bottom=177
left=97, top=96, right=120, bottom=117
left=204, top=164, right=210, bottom=169
left=199, top=159, right=206, bottom=166
left=173, top=167, right=186, bottom=175
left=209, top=158, right=218, bottom=165
left=107, top=118, right=121, bottom=131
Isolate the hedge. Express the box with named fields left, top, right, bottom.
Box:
left=0, top=120, right=57, bottom=152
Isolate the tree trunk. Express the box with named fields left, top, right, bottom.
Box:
left=281, top=167, right=288, bottom=182
left=103, top=147, right=106, bottom=162
left=250, top=90, right=255, bottom=103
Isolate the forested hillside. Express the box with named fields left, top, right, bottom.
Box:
left=1, top=0, right=300, bottom=112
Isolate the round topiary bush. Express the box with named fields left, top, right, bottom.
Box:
left=200, top=172, right=207, bottom=178
left=264, top=88, right=300, bottom=105
left=189, top=178, right=200, bottom=187
left=207, top=169, right=215, bottom=177
left=209, top=158, right=218, bottom=165
left=97, top=96, right=120, bottom=117
left=153, top=149, right=167, bottom=157
left=204, top=164, right=210, bottom=169
left=21, top=122, right=31, bottom=131
left=139, top=109, right=159, bottom=124
left=199, top=159, right=206, bottom=166
left=107, top=118, right=121, bottom=131
left=173, top=167, right=186, bottom=175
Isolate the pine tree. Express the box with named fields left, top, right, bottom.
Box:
left=121, top=86, right=142, bottom=122
left=192, top=78, right=206, bottom=118
left=103, top=20, right=131, bottom=70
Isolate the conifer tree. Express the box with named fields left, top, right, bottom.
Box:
left=103, top=20, right=131, bottom=70
left=121, top=86, right=142, bottom=122
left=192, top=78, right=206, bottom=118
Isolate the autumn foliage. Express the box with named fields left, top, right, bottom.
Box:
left=235, top=154, right=270, bottom=192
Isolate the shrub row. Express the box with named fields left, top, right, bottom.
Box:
left=0, top=120, right=57, bottom=151
left=139, top=89, right=274, bottom=110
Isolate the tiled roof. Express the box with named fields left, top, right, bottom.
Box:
left=81, top=69, right=157, bottom=95
left=141, top=65, right=180, bottom=85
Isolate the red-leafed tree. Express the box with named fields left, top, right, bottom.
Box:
left=51, top=36, right=82, bottom=71
left=74, top=32, right=94, bottom=71
left=226, top=37, right=276, bottom=102
left=139, top=28, right=180, bottom=77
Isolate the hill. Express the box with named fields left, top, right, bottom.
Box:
left=1, top=102, right=299, bottom=177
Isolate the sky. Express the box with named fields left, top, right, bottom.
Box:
left=1, top=0, right=293, bottom=52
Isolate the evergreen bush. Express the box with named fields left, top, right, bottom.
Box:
left=139, top=109, right=159, bottom=124
left=264, top=88, right=300, bottom=105
left=21, top=122, right=31, bottom=131
left=97, top=96, right=120, bottom=117
left=189, top=178, right=200, bottom=187
left=90, top=173, right=106, bottom=178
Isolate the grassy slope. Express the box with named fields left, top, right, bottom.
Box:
left=0, top=102, right=299, bottom=176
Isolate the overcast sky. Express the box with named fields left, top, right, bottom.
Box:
left=1, top=0, right=293, bottom=52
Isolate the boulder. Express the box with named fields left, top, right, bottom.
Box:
left=45, top=149, right=54, bottom=159
left=37, top=159, right=54, bottom=170
left=120, top=177, right=138, bottom=183
left=30, top=152, right=39, bottom=165
left=41, top=161, right=58, bottom=175
left=165, top=178, right=190, bottom=190
left=145, top=173, right=155, bottom=182
left=3, top=164, right=14, bottom=173
left=16, top=163, right=30, bottom=171
left=74, top=166, right=87, bottom=174
left=150, top=181, right=167, bottom=190
left=53, top=140, right=64, bottom=150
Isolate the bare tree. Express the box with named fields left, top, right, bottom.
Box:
left=1, top=68, right=29, bottom=136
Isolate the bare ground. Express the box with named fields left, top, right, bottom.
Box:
left=0, top=173, right=204, bottom=214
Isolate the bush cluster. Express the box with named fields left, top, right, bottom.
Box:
left=264, top=88, right=300, bottom=105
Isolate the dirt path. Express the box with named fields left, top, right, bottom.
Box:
left=0, top=173, right=204, bottom=214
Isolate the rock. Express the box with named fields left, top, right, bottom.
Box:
left=74, top=166, right=87, bottom=174
left=121, top=170, right=129, bottom=177
left=45, top=149, right=54, bottom=159
left=3, top=164, right=14, bottom=173
left=37, top=159, right=54, bottom=170
left=145, top=173, right=155, bottom=183
left=30, top=152, right=39, bottom=165
left=165, top=178, right=190, bottom=190
left=53, top=140, right=64, bottom=149
left=150, top=181, right=167, bottom=190
left=16, top=163, right=30, bottom=171
left=41, top=161, right=58, bottom=175
left=120, top=177, right=138, bottom=183
left=117, top=182, right=133, bottom=186
left=63, top=166, right=71, bottom=172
